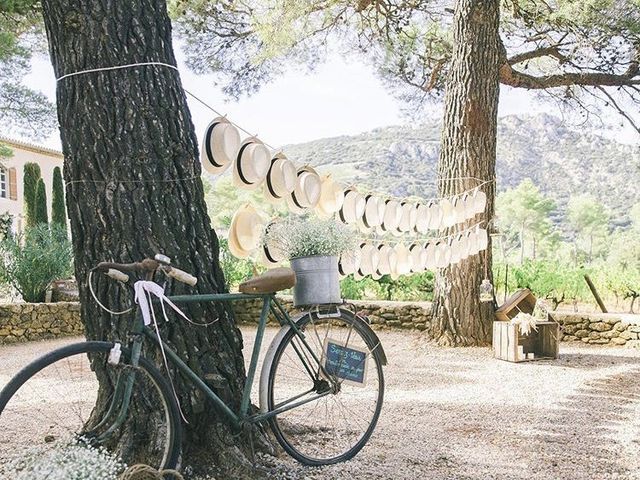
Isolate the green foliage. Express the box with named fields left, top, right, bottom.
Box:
left=218, top=238, right=259, bottom=289
left=496, top=178, right=557, bottom=261
left=23, top=162, right=41, bottom=228
left=51, top=166, right=66, bottom=233
left=0, top=224, right=73, bottom=303
left=567, top=194, right=610, bottom=261
left=340, top=272, right=434, bottom=301
left=0, top=1, right=56, bottom=138
left=0, top=212, right=13, bottom=240
left=34, top=177, right=48, bottom=225
left=506, top=259, right=589, bottom=309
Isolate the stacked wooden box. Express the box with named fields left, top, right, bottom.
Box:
left=493, top=289, right=560, bottom=363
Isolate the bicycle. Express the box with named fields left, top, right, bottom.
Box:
left=0, top=254, right=386, bottom=471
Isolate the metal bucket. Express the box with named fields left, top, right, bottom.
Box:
left=290, top=255, right=341, bottom=307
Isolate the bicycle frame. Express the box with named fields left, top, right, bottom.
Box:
left=109, top=292, right=329, bottom=431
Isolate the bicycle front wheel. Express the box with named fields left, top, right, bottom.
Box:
left=266, top=310, right=385, bottom=465
left=0, top=341, right=182, bottom=473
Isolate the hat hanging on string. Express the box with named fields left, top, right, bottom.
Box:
left=315, top=175, right=345, bottom=219
left=339, top=188, right=366, bottom=224
left=201, top=117, right=241, bottom=175
left=287, top=165, right=322, bottom=213
left=228, top=204, right=266, bottom=259
left=233, top=137, right=271, bottom=190
left=263, top=152, right=297, bottom=204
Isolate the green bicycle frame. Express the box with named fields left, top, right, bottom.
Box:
left=108, top=292, right=329, bottom=431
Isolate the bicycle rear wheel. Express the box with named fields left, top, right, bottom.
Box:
left=0, top=341, right=181, bottom=473
left=266, top=310, right=384, bottom=465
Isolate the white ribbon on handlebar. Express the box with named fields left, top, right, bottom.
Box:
left=133, top=280, right=191, bottom=423
left=133, top=280, right=191, bottom=326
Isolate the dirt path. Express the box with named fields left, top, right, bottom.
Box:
left=1, top=328, right=639, bottom=479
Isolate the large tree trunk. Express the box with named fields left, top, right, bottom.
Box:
left=40, top=1, right=266, bottom=476
left=430, top=0, right=500, bottom=346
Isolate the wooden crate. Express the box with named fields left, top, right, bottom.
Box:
left=493, top=321, right=560, bottom=362
left=495, top=288, right=537, bottom=321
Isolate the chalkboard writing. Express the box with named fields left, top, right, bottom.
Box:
left=324, top=339, right=368, bottom=386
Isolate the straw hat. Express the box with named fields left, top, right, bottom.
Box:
left=472, top=187, right=487, bottom=214
left=258, top=221, right=286, bottom=266
left=233, top=138, right=271, bottom=190
left=394, top=242, right=412, bottom=275
left=476, top=227, right=489, bottom=251
left=398, top=202, right=418, bottom=233
left=362, top=195, right=384, bottom=228
left=452, top=196, right=467, bottom=224
left=434, top=241, right=452, bottom=269
left=414, top=203, right=430, bottom=234
left=409, top=243, right=427, bottom=272
left=201, top=117, right=241, bottom=175
left=289, top=165, right=321, bottom=211
left=449, top=235, right=462, bottom=265
left=339, top=188, right=366, bottom=224
left=424, top=241, right=437, bottom=270
left=228, top=204, right=265, bottom=259
left=315, top=175, right=345, bottom=218
left=440, top=198, right=456, bottom=228
left=264, top=153, right=297, bottom=203
left=338, top=249, right=361, bottom=276
left=376, top=244, right=397, bottom=276
left=358, top=242, right=379, bottom=276
left=381, top=199, right=402, bottom=232
left=426, top=201, right=443, bottom=231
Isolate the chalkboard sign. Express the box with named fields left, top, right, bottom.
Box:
left=323, top=338, right=368, bottom=387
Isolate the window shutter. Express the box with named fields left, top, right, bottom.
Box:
left=8, top=167, right=17, bottom=200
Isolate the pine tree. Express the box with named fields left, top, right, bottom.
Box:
left=51, top=166, right=66, bottom=234
left=23, top=163, right=41, bottom=228
left=34, top=178, right=48, bottom=225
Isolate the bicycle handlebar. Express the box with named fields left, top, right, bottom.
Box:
left=94, top=257, right=197, bottom=286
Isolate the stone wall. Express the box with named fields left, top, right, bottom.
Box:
left=1, top=298, right=639, bottom=348
left=554, top=312, right=640, bottom=347
left=231, top=295, right=433, bottom=331
left=0, top=302, right=82, bottom=344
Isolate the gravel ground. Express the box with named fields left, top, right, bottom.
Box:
left=1, top=327, right=640, bottom=480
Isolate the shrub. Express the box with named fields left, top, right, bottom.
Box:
left=52, top=166, right=66, bottom=234
left=0, top=224, right=73, bottom=302
left=219, top=238, right=259, bottom=289
left=34, top=178, right=48, bottom=225
left=23, top=163, right=41, bottom=228
left=1, top=442, right=124, bottom=480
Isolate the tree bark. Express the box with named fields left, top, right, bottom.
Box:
left=430, top=0, right=500, bottom=346
left=40, top=1, right=266, bottom=475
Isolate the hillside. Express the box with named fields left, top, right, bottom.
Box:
left=283, top=114, right=639, bottom=227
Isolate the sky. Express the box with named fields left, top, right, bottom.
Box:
left=19, top=46, right=637, bottom=151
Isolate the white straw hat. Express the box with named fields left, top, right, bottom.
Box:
left=339, top=188, right=366, bottom=224
left=315, top=175, right=345, bottom=218
left=472, top=187, right=487, bottom=214
left=424, top=241, right=437, bottom=270
left=358, top=242, right=379, bottom=276
left=264, top=152, right=297, bottom=203
left=201, top=117, right=241, bottom=175
left=476, top=227, right=489, bottom=251
left=228, top=205, right=265, bottom=259
left=233, top=138, right=271, bottom=190
left=376, top=244, right=397, bottom=276
left=338, top=248, right=361, bottom=275
left=394, top=242, right=412, bottom=276
left=453, top=196, right=467, bottom=224
left=415, top=203, right=430, bottom=234
left=440, top=198, right=456, bottom=228
left=398, top=202, right=418, bottom=233
left=289, top=165, right=322, bottom=210
left=362, top=195, right=384, bottom=228
left=409, top=243, right=427, bottom=272
left=381, top=199, right=402, bottom=233
left=461, top=192, right=473, bottom=220
left=259, top=221, right=286, bottom=266
left=434, top=241, right=452, bottom=269
left=426, top=201, right=443, bottom=230
left=449, top=235, right=462, bottom=265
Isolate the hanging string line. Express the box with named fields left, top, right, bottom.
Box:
left=353, top=220, right=486, bottom=245
left=65, top=174, right=201, bottom=187
left=55, top=61, right=493, bottom=203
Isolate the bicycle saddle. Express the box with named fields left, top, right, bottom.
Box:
left=239, top=267, right=296, bottom=294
